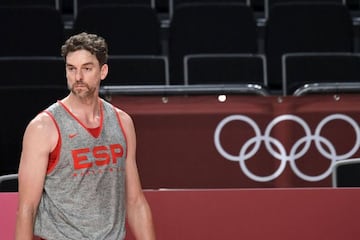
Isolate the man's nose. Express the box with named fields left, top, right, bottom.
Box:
left=75, top=69, right=83, bottom=80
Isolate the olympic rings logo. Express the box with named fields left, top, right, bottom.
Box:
left=214, top=114, right=360, bottom=182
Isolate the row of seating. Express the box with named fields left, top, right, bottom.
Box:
left=0, top=1, right=68, bottom=179
left=4, top=0, right=360, bottom=17
left=3, top=53, right=360, bottom=96
left=0, top=3, right=359, bottom=95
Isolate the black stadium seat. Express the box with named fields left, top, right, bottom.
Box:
left=264, top=0, right=346, bottom=19
left=168, top=3, right=258, bottom=85
left=0, top=6, right=64, bottom=56
left=0, top=0, right=60, bottom=9
left=0, top=174, right=18, bottom=192
left=0, top=57, right=65, bottom=87
left=282, top=52, right=360, bottom=96
left=73, top=0, right=154, bottom=18
left=0, top=87, right=68, bottom=176
left=184, top=53, right=267, bottom=87
left=332, top=158, right=360, bottom=187
left=0, top=56, right=68, bottom=176
left=105, top=55, right=169, bottom=85
left=73, top=4, right=162, bottom=55
left=168, top=0, right=250, bottom=18
left=265, top=2, right=354, bottom=91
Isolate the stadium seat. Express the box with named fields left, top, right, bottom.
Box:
left=0, top=6, right=64, bottom=56
left=73, top=0, right=155, bottom=18
left=73, top=4, right=162, bottom=55
left=0, top=174, right=18, bottom=192
left=282, top=52, right=360, bottom=96
left=332, top=158, right=360, bottom=187
left=168, top=0, right=250, bottom=19
left=0, top=58, right=66, bottom=177
left=0, top=0, right=60, bottom=10
left=0, top=87, right=68, bottom=176
left=184, top=53, right=267, bottom=87
left=0, top=57, right=65, bottom=87
left=264, top=0, right=346, bottom=19
left=168, top=3, right=258, bottom=85
left=104, top=55, right=169, bottom=85
left=265, top=2, right=354, bottom=91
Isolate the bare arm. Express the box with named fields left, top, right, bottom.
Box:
left=118, top=110, right=156, bottom=240
left=15, top=112, right=58, bottom=240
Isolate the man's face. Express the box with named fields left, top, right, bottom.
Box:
left=65, top=49, right=108, bottom=98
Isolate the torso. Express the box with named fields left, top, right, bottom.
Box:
left=34, top=99, right=128, bottom=240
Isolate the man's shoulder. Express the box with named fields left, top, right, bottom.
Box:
left=101, top=98, right=130, bottom=117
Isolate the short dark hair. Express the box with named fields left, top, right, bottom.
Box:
left=61, top=32, right=108, bottom=66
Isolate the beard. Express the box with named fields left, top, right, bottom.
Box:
left=69, top=82, right=96, bottom=98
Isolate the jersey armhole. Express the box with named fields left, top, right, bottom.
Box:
left=113, top=106, right=128, bottom=159
left=43, top=110, right=62, bottom=174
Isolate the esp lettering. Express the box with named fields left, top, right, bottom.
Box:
left=72, top=144, right=124, bottom=170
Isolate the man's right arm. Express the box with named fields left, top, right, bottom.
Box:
left=15, top=112, right=58, bottom=240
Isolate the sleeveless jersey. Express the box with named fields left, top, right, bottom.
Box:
left=34, top=99, right=127, bottom=240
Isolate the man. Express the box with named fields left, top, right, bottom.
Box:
left=15, top=32, right=156, bottom=239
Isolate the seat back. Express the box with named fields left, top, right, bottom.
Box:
left=283, top=53, right=360, bottom=95
left=168, top=3, right=258, bottom=85
left=0, top=0, right=60, bottom=9
left=105, top=55, right=169, bottom=85
left=73, top=0, right=155, bottom=18
left=168, top=0, right=250, bottom=18
left=332, top=158, right=360, bottom=187
left=0, top=87, right=68, bottom=176
left=0, top=174, right=18, bottom=192
left=264, top=0, right=346, bottom=19
left=0, top=57, right=67, bottom=176
left=0, top=6, right=64, bottom=56
left=73, top=4, right=162, bottom=55
left=184, top=53, right=267, bottom=86
left=0, top=57, right=65, bottom=87
left=265, top=2, right=353, bottom=91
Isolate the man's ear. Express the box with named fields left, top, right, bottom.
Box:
left=100, top=64, right=109, bottom=80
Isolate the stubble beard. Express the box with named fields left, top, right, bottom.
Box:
left=69, top=83, right=96, bottom=99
